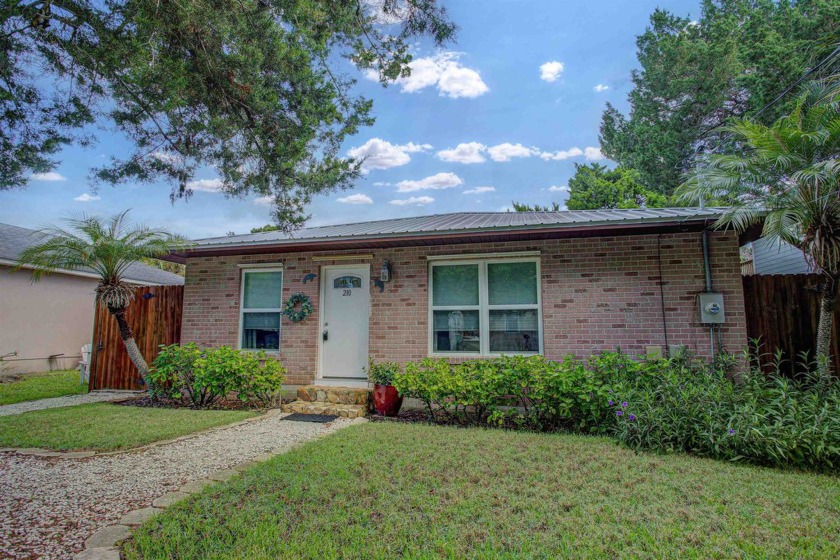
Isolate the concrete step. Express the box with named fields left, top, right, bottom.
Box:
left=283, top=400, right=367, bottom=419
left=295, top=385, right=370, bottom=406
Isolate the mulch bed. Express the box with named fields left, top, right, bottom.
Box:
left=369, top=409, right=435, bottom=424
left=114, top=396, right=264, bottom=411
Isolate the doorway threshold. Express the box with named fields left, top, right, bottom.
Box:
left=315, top=377, right=370, bottom=388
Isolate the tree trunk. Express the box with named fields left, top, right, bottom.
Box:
left=109, top=306, right=150, bottom=384
left=815, top=276, right=837, bottom=380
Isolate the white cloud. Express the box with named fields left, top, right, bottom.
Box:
left=540, top=147, right=583, bottom=161
left=187, top=178, right=225, bottom=192
left=254, top=196, right=273, bottom=206
left=547, top=185, right=570, bottom=193
left=437, top=142, right=486, bottom=164
left=487, top=143, right=537, bottom=162
left=347, top=138, right=432, bottom=172
left=372, top=181, right=392, bottom=186
left=395, top=172, right=463, bottom=192
left=539, top=61, right=564, bottom=82
left=337, top=193, right=373, bottom=205
left=463, top=186, right=496, bottom=195
left=30, top=171, right=66, bottom=182
left=584, top=146, right=605, bottom=161
left=437, top=63, right=489, bottom=98
left=594, top=84, right=610, bottom=92
left=390, top=196, right=435, bottom=206
left=74, top=193, right=101, bottom=202
left=368, top=52, right=489, bottom=99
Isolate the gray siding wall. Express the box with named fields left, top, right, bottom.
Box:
left=752, top=237, right=812, bottom=275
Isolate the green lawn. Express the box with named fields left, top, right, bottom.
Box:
left=0, top=403, right=258, bottom=451
left=124, top=423, right=840, bottom=559
left=0, top=369, right=87, bottom=405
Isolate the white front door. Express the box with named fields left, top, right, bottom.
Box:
left=319, top=265, right=370, bottom=380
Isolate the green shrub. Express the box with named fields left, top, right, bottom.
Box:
left=150, top=344, right=285, bottom=408
left=393, top=358, right=453, bottom=419
left=612, top=353, right=840, bottom=472
left=393, top=354, right=619, bottom=429
left=393, top=350, right=840, bottom=472
left=148, top=343, right=202, bottom=402
left=526, top=354, right=618, bottom=433
left=366, top=360, right=402, bottom=386
left=237, top=352, right=286, bottom=407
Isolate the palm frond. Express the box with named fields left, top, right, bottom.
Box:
left=13, top=211, right=185, bottom=304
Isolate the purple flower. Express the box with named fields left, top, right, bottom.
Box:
left=616, top=410, right=623, bottom=417
left=621, top=401, right=628, bottom=408
left=628, top=414, right=636, bottom=421
left=609, top=400, right=615, bottom=406
left=609, top=389, right=613, bottom=393
left=728, top=428, right=735, bottom=435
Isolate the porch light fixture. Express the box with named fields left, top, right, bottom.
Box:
left=380, top=259, right=392, bottom=283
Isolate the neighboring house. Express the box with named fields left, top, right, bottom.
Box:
left=0, top=223, right=185, bottom=374
left=748, top=237, right=813, bottom=275
left=172, top=208, right=749, bottom=388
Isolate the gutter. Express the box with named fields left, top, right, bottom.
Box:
left=172, top=214, right=721, bottom=257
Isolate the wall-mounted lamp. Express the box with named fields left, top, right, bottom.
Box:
left=380, top=259, right=392, bottom=283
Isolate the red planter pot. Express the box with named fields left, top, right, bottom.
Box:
left=373, top=384, right=403, bottom=417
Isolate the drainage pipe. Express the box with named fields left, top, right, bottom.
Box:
left=697, top=146, right=716, bottom=359
left=702, top=228, right=715, bottom=358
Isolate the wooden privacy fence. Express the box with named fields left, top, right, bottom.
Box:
left=742, top=274, right=840, bottom=376
left=89, top=285, right=184, bottom=391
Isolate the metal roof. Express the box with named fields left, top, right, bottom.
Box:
left=0, top=223, right=185, bottom=285
left=188, top=208, right=726, bottom=251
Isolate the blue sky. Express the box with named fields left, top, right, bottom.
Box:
left=0, top=0, right=701, bottom=239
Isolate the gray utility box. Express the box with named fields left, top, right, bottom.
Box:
left=698, top=293, right=725, bottom=324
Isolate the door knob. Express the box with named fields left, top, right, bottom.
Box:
left=322, top=329, right=328, bottom=341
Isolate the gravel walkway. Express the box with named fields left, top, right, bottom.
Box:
left=0, top=391, right=131, bottom=417
left=0, top=413, right=348, bottom=559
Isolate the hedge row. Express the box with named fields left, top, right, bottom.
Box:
left=150, top=344, right=285, bottom=408
left=391, top=352, right=840, bottom=472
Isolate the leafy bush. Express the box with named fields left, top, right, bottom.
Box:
left=612, top=353, right=840, bottom=472
left=393, top=354, right=618, bottom=429
left=366, top=360, right=402, bottom=386
left=148, top=343, right=202, bottom=402
left=393, top=351, right=840, bottom=472
left=150, top=344, right=285, bottom=408
left=237, top=352, right=286, bottom=407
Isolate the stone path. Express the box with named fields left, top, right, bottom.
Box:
left=0, top=412, right=349, bottom=559
left=0, top=391, right=131, bottom=417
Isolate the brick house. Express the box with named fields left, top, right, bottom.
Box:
left=172, top=208, right=748, bottom=388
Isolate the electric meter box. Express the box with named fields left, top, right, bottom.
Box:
left=699, top=293, right=725, bottom=324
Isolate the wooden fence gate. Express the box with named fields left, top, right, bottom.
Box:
left=742, top=274, right=840, bottom=376
left=89, top=285, right=184, bottom=390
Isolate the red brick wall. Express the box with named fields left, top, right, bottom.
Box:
left=181, top=231, right=747, bottom=385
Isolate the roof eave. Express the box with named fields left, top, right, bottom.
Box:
left=171, top=216, right=718, bottom=258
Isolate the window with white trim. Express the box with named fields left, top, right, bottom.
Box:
left=429, top=258, right=541, bottom=355
left=240, top=268, right=283, bottom=351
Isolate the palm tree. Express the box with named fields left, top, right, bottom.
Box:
left=15, top=210, right=185, bottom=385
left=678, top=79, right=840, bottom=377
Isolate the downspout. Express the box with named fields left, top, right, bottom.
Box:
left=698, top=143, right=715, bottom=358
left=698, top=183, right=715, bottom=358
left=657, top=234, right=670, bottom=354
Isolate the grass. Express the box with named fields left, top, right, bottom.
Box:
left=125, top=423, right=840, bottom=559
left=0, top=369, right=87, bottom=405
left=0, top=403, right=258, bottom=451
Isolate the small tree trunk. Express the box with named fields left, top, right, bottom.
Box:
left=815, top=277, right=837, bottom=380
left=109, top=306, right=150, bottom=384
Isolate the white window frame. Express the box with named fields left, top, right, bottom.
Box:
left=238, top=267, right=284, bottom=353
left=428, top=257, right=543, bottom=357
